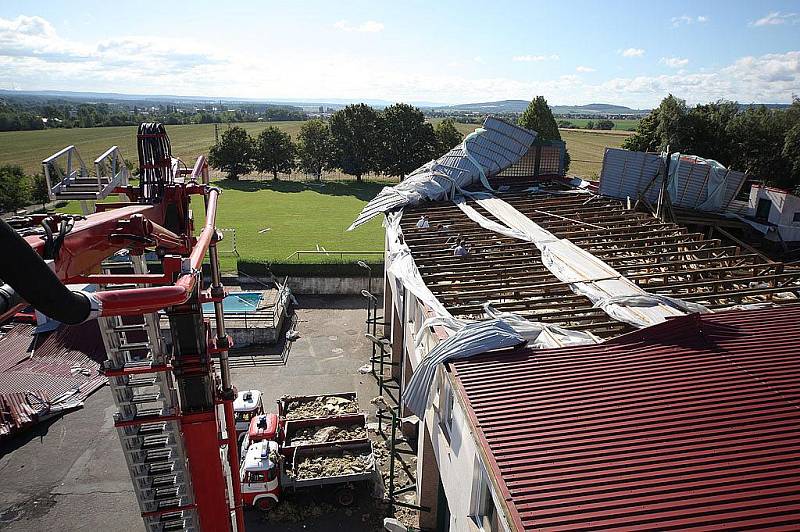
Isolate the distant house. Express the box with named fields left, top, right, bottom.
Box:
left=744, top=185, right=800, bottom=243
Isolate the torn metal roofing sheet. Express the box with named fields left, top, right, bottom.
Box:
left=0, top=320, right=106, bottom=437
left=598, top=148, right=748, bottom=212
left=0, top=391, right=51, bottom=439
left=348, top=117, right=536, bottom=230
left=451, top=304, right=800, bottom=531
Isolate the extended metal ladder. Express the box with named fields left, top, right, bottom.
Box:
left=97, top=252, right=199, bottom=532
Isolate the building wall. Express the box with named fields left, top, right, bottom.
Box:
left=421, top=367, right=514, bottom=532
left=385, top=280, right=514, bottom=531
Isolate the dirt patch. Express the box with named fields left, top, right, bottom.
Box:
left=292, top=450, right=374, bottom=480
left=284, top=395, right=359, bottom=420
left=289, top=423, right=367, bottom=446
left=0, top=494, right=58, bottom=529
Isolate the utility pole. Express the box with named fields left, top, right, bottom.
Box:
left=214, top=123, right=219, bottom=144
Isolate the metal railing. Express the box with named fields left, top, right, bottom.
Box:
left=42, top=145, right=88, bottom=200
left=94, top=146, right=131, bottom=198
left=284, top=250, right=384, bottom=261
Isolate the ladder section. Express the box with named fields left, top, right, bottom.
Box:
left=98, top=253, right=199, bottom=532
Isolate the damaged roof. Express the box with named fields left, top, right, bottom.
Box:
left=0, top=320, right=106, bottom=440
left=401, top=190, right=800, bottom=338
left=452, top=305, right=800, bottom=531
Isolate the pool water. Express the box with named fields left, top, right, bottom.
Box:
left=202, top=292, right=262, bottom=314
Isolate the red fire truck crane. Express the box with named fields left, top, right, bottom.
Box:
left=0, top=124, right=244, bottom=532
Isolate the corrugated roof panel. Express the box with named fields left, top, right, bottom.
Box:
left=0, top=391, right=50, bottom=440
left=452, top=305, right=800, bottom=531
left=349, top=117, right=536, bottom=229
left=599, top=148, right=748, bottom=212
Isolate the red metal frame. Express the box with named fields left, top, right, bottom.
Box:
left=6, top=155, right=243, bottom=531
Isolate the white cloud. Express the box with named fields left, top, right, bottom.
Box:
left=333, top=20, right=384, bottom=33
left=512, top=54, right=559, bottom=62
left=473, top=56, right=485, bottom=64
left=620, top=48, right=645, bottom=58
left=671, top=15, right=709, bottom=27
left=751, top=11, right=800, bottom=26
left=575, top=65, right=596, bottom=72
left=1, top=15, right=798, bottom=109
left=661, top=56, right=689, bottom=68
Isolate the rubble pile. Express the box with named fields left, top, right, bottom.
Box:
left=290, top=423, right=367, bottom=445
left=264, top=499, right=335, bottom=523
left=284, top=395, right=359, bottom=420
left=293, top=450, right=373, bottom=479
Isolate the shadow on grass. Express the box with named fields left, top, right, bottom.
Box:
left=216, top=178, right=389, bottom=202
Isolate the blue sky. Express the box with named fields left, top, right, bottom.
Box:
left=0, top=0, right=798, bottom=107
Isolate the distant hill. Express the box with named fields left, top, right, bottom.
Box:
left=433, top=100, right=651, bottom=115
left=0, top=90, right=445, bottom=111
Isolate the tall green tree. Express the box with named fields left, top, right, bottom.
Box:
left=434, top=118, right=463, bottom=154
left=253, top=126, right=295, bottom=180
left=518, top=96, right=571, bottom=171
left=329, top=103, right=380, bottom=182
left=208, top=126, right=254, bottom=180
left=727, top=105, right=794, bottom=189
left=296, top=119, right=332, bottom=181
left=30, top=173, right=50, bottom=209
left=379, top=103, right=438, bottom=178
left=0, top=164, right=29, bottom=212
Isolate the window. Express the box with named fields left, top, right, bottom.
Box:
left=793, top=212, right=800, bottom=223
left=438, top=376, right=455, bottom=442
left=471, top=461, right=501, bottom=532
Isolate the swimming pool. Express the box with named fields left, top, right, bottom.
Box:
left=202, top=292, right=262, bottom=314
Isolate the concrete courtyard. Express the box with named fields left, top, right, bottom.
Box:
left=0, top=296, right=388, bottom=532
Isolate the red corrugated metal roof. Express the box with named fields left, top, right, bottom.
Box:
left=0, top=391, right=51, bottom=439
left=452, top=305, right=800, bottom=531
left=0, top=320, right=106, bottom=439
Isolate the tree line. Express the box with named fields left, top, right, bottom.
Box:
left=624, top=95, right=800, bottom=191
left=558, top=119, right=616, bottom=130
left=208, top=103, right=464, bottom=181
left=0, top=99, right=307, bottom=131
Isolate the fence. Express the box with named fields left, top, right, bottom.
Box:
left=284, top=250, right=384, bottom=261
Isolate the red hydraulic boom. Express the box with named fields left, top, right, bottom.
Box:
left=0, top=124, right=245, bottom=532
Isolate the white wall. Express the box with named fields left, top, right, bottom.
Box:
left=422, top=368, right=513, bottom=532
left=748, top=186, right=800, bottom=242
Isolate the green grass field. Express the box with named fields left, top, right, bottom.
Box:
left=0, top=120, right=623, bottom=177
left=561, top=129, right=625, bottom=178
left=558, top=118, right=640, bottom=131
left=4, top=122, right=626, bottom=270
left=193, top=178, right=387, bottom=270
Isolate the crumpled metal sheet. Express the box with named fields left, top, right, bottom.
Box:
left=348, top=117, right=537, bottom=230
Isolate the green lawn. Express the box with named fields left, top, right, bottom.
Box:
left=192, top=178, right=386, bottom=270
left=0, top=122, right=307, bottom=176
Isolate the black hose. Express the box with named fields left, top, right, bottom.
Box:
left=137, top=122, right=173, bottom=201
left=0, top=218, right=92, bottom=324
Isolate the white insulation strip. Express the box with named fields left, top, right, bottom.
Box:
left=457, top=192, right=709, bottom=328
left=390, top=207, right=601, bottom=415
left=385, top=211, right=453, bottom=321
